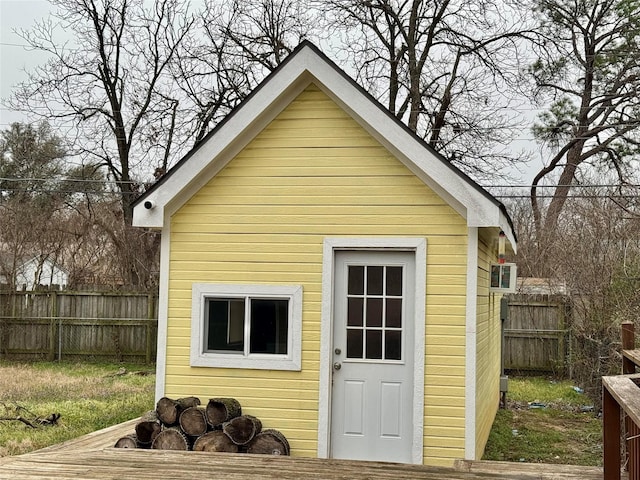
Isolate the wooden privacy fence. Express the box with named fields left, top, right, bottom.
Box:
left=0, top=290, right=157, bottom=362
left=503, top=294, right=570, bottom=372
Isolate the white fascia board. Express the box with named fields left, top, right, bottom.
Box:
left=499, top=210, right=517, bottom=253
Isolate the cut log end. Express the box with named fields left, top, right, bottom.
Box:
left=193, top=431, right=239, bottom=453
left=151, top=428, right=191, bottom=451
left=156, top=396, right=201, bottom=426
left=223, top=415, right=262, bottom=446
left=246, top=429, right=290, bottom=456
left=135, top=419, right=162, bottom=445
left=179, top=407, right=208, bottom=437
left=114, top=434, right=139, bottom=449
left=205, top=398, right=242, bottom=428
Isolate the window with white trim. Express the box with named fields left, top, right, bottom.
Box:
left=190, top=284, right=302, bottom=370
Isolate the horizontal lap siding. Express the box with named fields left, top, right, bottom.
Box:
left=475, top=236, right=501, bottom=459
left=166, top=84, right=467, bottom=465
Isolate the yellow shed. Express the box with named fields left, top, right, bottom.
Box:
left=133, top=41, right=517, bottom=467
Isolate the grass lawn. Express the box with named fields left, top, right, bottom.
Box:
left=483, top=377, right=602, bottom=466
left=0, top=364, right=602, bottom=466
left=0, top=361, right=155, bottom=457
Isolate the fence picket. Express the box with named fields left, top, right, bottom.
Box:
left=503, top=294, right=570, bottom=372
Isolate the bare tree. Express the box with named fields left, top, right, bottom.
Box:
left=220, top=0, right=312, bottom=72
left=173, top=0, right=315, bottom=145
left=529, top=0, right=640, bottom=237
left=9, top=0, right=195, bottom=225
left=319, top=0, right=538, bottom=180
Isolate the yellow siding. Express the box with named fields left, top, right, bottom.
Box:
left=166, top=84, right=468, bottom=465
left=474, top=235, right=502, bottom=459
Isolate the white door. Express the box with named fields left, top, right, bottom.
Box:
left=330, top=250, right=415, bottom=463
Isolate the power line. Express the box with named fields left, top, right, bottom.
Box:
left=482, top=184, right=640, bottom=189
left=0, top=177, right=142, bottom=185
left=3, top=177, right=640, bottom=190
left=493, top=194, right=640, bottom=199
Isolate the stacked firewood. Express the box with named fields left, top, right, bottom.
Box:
left=114, top=396, right=290, bottom=455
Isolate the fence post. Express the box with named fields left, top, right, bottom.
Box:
left=146, top=294, right=154, bottom=363
left=622, top=321, right=635, bottom=374
left=0, top=291, right=5, bottom=358
left=48, top=291, right=58, bottom=361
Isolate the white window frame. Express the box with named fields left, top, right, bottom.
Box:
left=489, top=263, right=517, bottom=293
left=190, top=283, right=303, bottom=370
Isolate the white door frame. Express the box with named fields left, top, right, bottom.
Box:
left=317, top=237, right=426, bottom=464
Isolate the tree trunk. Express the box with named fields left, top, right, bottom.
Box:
left=246, top=429, right=290, bottom=455
left=152, top=427, right=191, bottom=450
left=223, top=415, right=262, bottom=446
left=179, top=407, right=208, bottom=437
left=193, top=431, right=239, bottom=453
left=114, top=434, right=139, bottom=449
left=205, top=397, right=242, bottom=428
left=156, top=396, right=201, bottom=426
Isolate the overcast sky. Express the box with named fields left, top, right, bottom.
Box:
left=0, top=0, right=55, bottom=128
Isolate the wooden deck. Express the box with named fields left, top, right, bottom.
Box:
left=0, top=418, right=606, bottom=479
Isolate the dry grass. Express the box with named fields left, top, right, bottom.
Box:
left=0, top=361, right=155, bottom=457
left=483, top=377, right=602, bottom=466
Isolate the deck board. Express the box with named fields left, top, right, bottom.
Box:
left=0, top=449, right=591, bottom=480
left=0, top=418, right=605, bottom=479
left=454, top=459, right=606, bottom=479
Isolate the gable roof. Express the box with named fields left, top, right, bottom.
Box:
left=132, top=41, right=516, bottom=249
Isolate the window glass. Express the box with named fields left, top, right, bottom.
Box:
left=205, top=297, right=289, bottom=355
left=365, top=330, right=383, bottom=359
left=386, top=266, right=403, bottom=296
left=385, top=330, right=402, bottom=360
left=206, top=298, right=245, bottom=352
left=386, top=298, right=402, bottom=328
left=347, top=329, right=363, bottom=358
left=348, top=266, right=364, bottom=295
left=347, top=297, right=364, bottom=326
left=366, top=298, right=383, bottom=327
left=250, top=299, right=288, bottom=354
left=366, top=266, right=383, bottom=295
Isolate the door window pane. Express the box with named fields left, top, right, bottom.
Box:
left=367, top=266, right=383, bottom=295
left=365, top=330, right=383, bottom=359
left=347, top=329, right=363, bottom=358
left=348, top=297, right=364, bottom=326
left=348, top=266, right=364, bottom=295
left=385, top=330, right=402, bottom=360
left=386, top=266, right=403, bottom=296
left=386, top=298, right=402, bottom=328
left=366, top=298, right=383, bottom=327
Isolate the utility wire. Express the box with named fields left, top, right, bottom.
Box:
left=0, top=177, right=141, bottom=185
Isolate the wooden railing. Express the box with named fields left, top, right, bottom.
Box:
left=603, top=321, right=640, bottom=480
